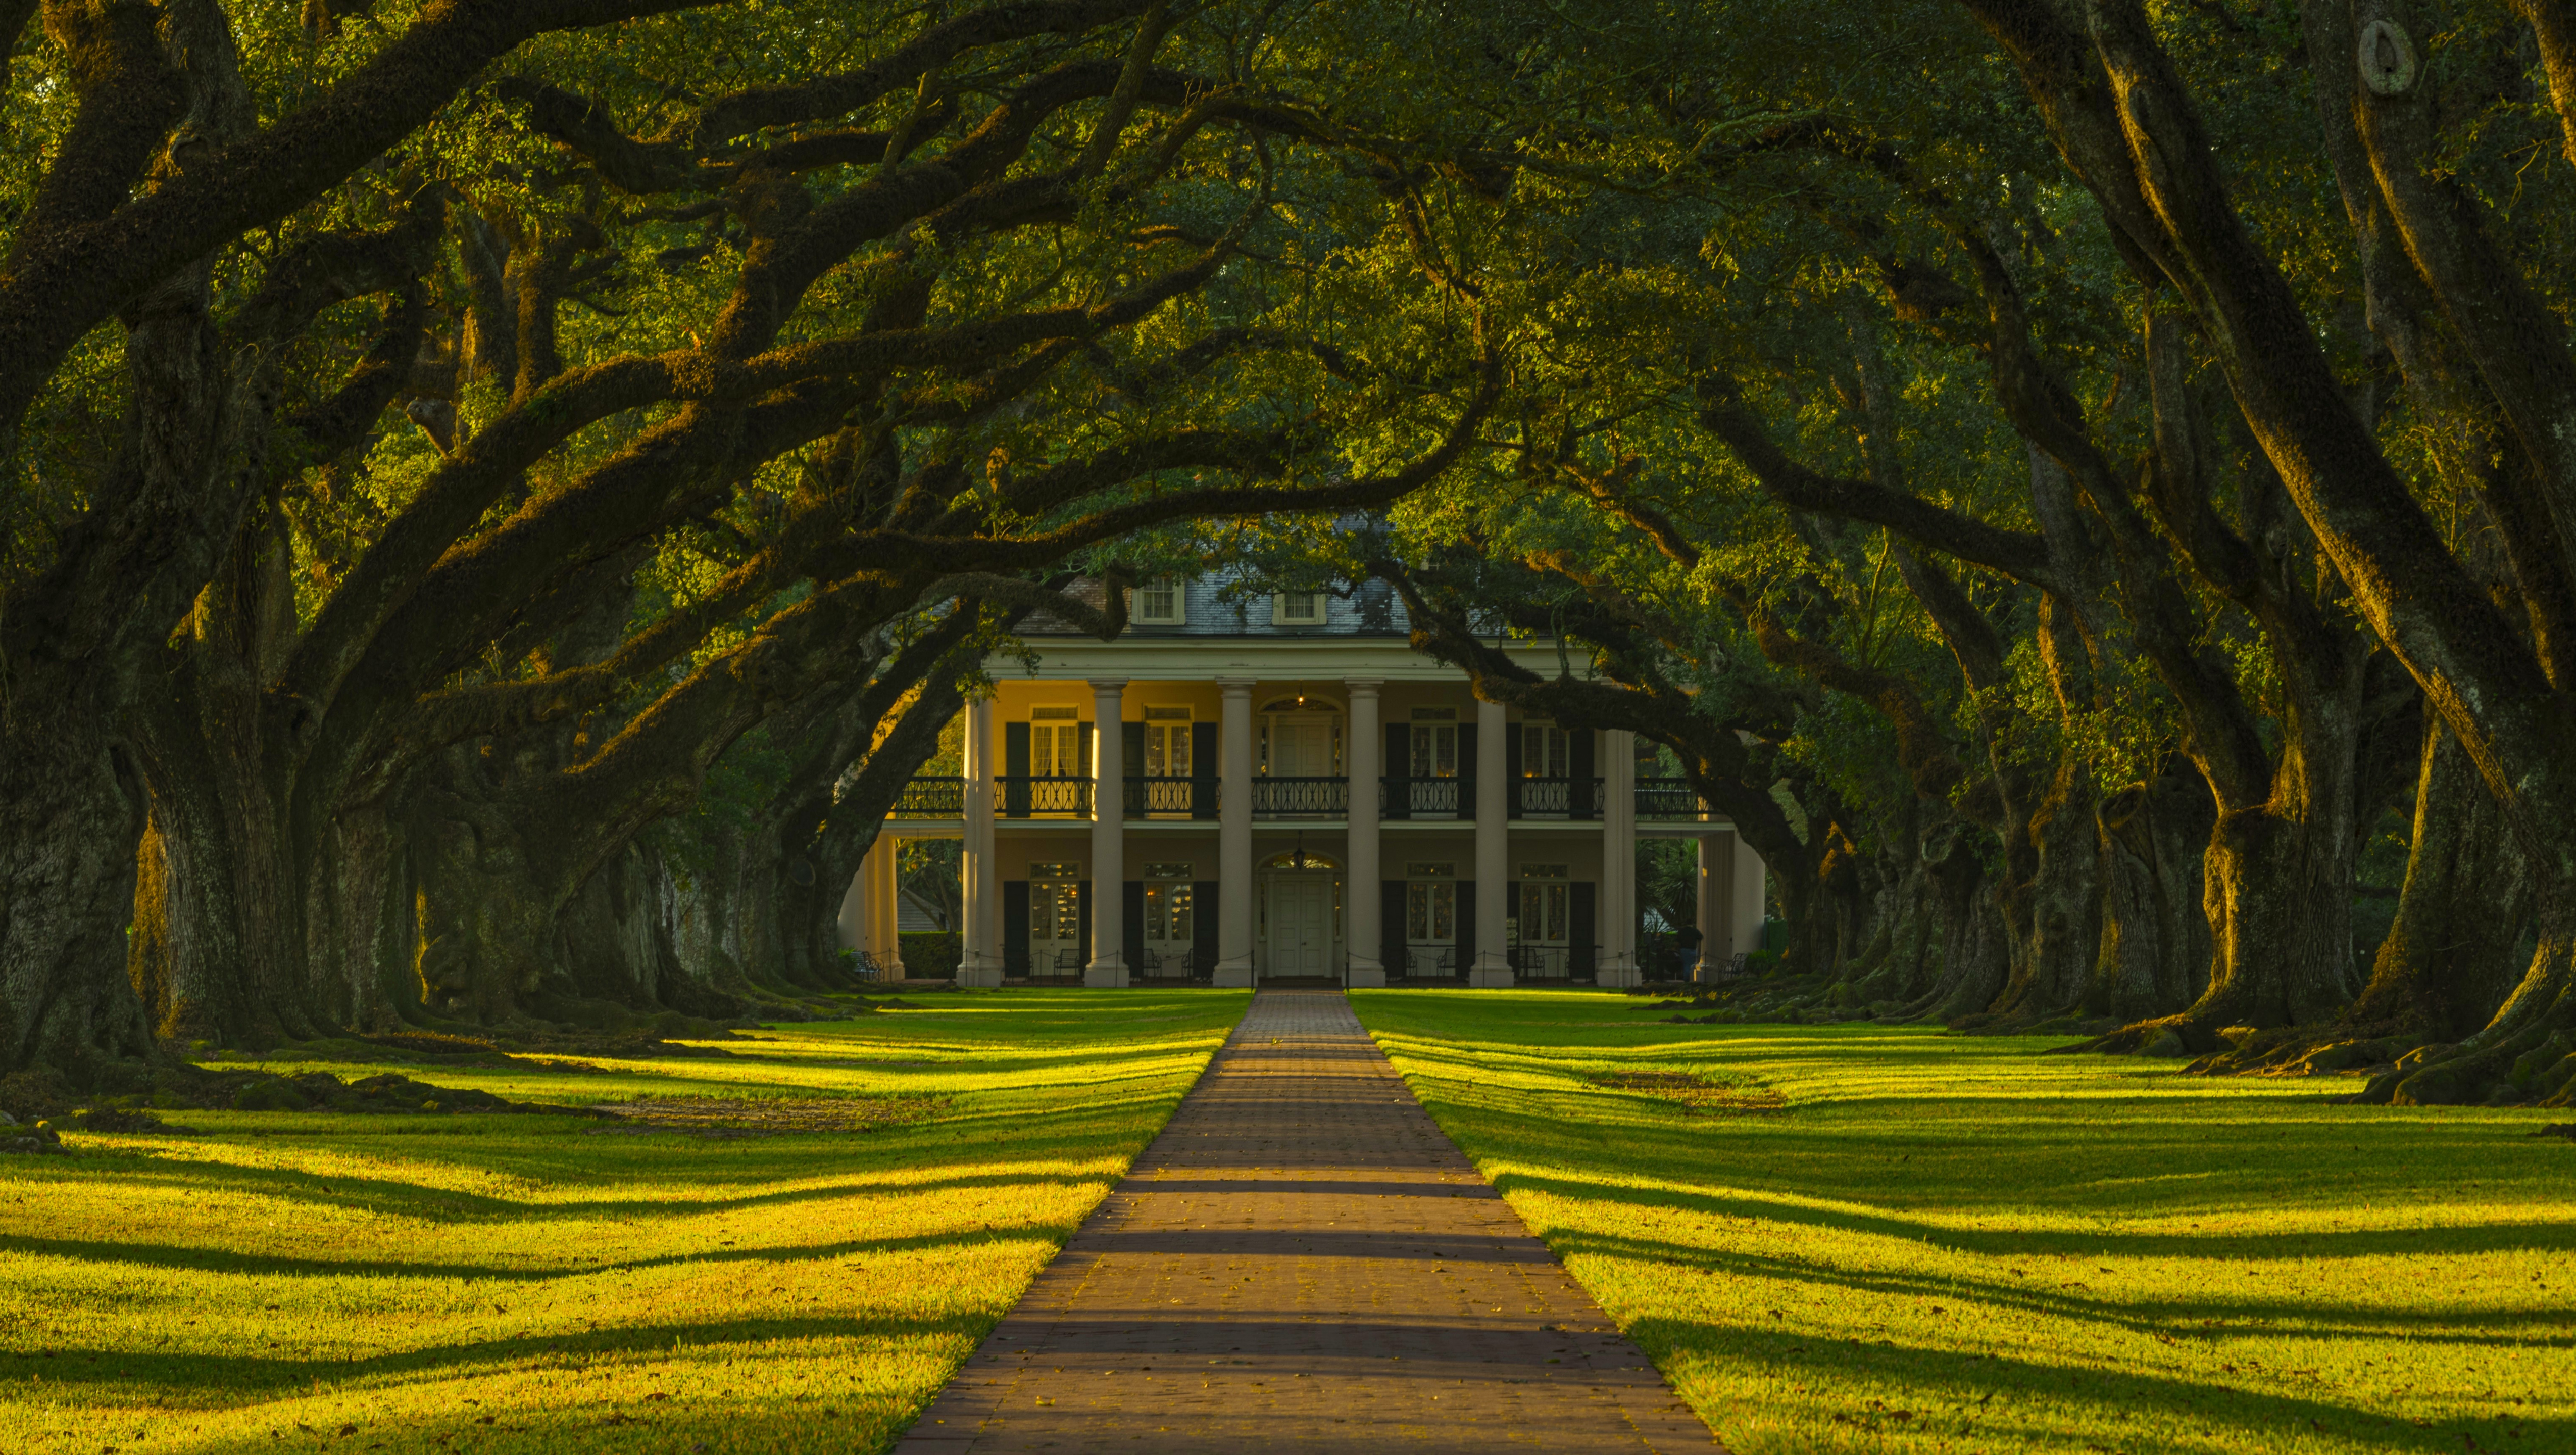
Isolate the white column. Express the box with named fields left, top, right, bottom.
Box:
left=871, top=837, right=904, bottom=975
left=835, top=867, right=866, bottom=953
left=1697, top=832, right=1731, bottom=981
left=1214, top=677, right=1256, bottom=987
left=1730, top=830, right=1768, bottom=960
left=1345, top=680, right=1384, bottom=987
left=1086, top=678, right=1129, bottom=987
left=1469, top=694, right=1512, bottom=986
left=958, top=696, right=1003, bottom=986
left=850, top=829, right=902, bottom=973
left=1598, top=729, right=1640, bottom=987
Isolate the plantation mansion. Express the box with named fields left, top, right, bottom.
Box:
left=841, top=576, right=1768, bottom=987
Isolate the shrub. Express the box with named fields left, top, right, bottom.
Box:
left=901, top=931, right=962, bottom=981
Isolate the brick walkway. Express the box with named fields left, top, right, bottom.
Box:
left=894, top=990, right=1721, bottom=1452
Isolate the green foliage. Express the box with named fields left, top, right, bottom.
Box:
left=1354, top=991, right=2576, bottom=1455
left=0, top=990, right=1246, bottom=1454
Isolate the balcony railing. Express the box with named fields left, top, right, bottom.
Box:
left=1513, top=777, right=1604, bottom=819
left=1122, top=776, right=1213, bottom=817
left=1251, top=775, right=1346, bottom=816
left=892, top=775, right=966, bottom=817
left=1380, top=776, right=1471, bottom=819
left=1635, top=778, right=1711, bottom=819
left=999, top=775, right=1094, bottom=818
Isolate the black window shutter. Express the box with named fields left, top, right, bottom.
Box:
left=1457, top=723, right=1478, bottom=821
left=1190, top=722, right=1219, bottom=819
left=1123, top=881, right=1146, bottom=969
left=1076, top=880, right=1092, bottom=968
left=1004, top=723, right=1031, bottom=817
left=1570, top=729, right=1596, bottom=819
left=1381, top=882, right=1406, bottom=975
left=1456, top=878, right=1476, bottom=968
left=1003, top=881, right=1030, bottom=974
left=1383, top=723, right=1409, bottom=820
left=1504, top=719, right=1523, bottom=819
left=1570, top=880, right=1597, bottom=976
left=1193, top=880, right=1219, bottom=969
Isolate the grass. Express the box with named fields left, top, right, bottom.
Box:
left=0, top=988, right=1248, bottom=1455
left=1347, top=988, right=2575, bottom=1455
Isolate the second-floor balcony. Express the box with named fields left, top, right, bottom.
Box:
left=1513, top=777, right=1604, bottom=819
left=893, top=776, right=966, bottom=817
left=888, top=772, right=1718, bottom=822
left=1635, top=777, right=1713, bottom=819
left=1002, top=775, right=1095, bottom=818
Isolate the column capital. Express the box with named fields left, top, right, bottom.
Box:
left=1085, top=677, right=1130, bottom=691
left=1342, top=677, right=1384, bottom=692
left=1217, top=676, right=1257, bottom=691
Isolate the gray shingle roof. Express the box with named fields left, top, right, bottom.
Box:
left=1021, top=569, right=1412, bottom=638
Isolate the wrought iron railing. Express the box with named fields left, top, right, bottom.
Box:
left=999, top=775, right=1094, bottom=818
left=1401, top=944, right=1460, bottom=977
left=1122, top=776, right=1210, bottom=816
left=1511, top=943, right=1578, bottom=979
left=1251, top=775, right=1347, bottom=815
left=892, top=776, right=966, bottom=817
left=1513, top=777, right=1605, bottom=818
left=1381, top=776, right=1470, bottom=818
left=1635, top=778, right=1710, bottom=819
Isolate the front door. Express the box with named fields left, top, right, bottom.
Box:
left=1272, top=718, right=1332, bottom=775
left=1268, top=878, right=1330, bottom=975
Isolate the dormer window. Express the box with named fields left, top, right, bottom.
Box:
left=1134, top=576, right=1185, bottom=624
left=1272, top=591, right=1324, bottom=626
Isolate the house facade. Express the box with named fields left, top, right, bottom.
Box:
left=841, top=577, right=1767, bottom=987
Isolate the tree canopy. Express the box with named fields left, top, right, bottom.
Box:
left=4, top=0, right=2573, bottom=1109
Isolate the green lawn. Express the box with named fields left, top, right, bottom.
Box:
left=0, top=989, right=1248, bottom=1455
left=1347, top=988, right=2574, bottom=1455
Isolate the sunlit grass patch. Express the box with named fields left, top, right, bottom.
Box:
left=0, top=988, right=1247, bottom=1454
left=1349, top=988, right=2576, bottom=1455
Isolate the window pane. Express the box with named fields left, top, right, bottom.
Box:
left=1170, top=728, right=1190, bottom=776
left=1432, top=884, right=1454, bottom=940
left=1436, top=725, right=1456, bottom=776
left=1171, top=886, right=1192, bottom=942
left=1549, top=884, right=1567, bottom=941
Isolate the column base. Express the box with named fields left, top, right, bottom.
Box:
left=1594, top=962, right=1642, bottom=989
left=1083, top=960, right=1131, bottom=989
left=1345, top=963, right=1387, bottom=989
left=956, top=961, right=1004, bottom=989
left=1466, top=955, right=1515, bottom=989
left=1211, top=959, right=1255, bottom=988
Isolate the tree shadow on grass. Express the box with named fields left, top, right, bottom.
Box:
left=15, top=1308, right=996, bottom=1400
left=1, top=1208, right=1095, bottom=1289
left=1624, top=1317, right=2568, bottom=1451
left=1481, top=1163, right=2576, bottom=1265
left=1535, top=1222, right=2570, bottom=1347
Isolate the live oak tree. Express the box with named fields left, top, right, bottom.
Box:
left=0, top=0, right=1501, bottom=1081
left=1368, top=0, right=2572, bottom=1103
